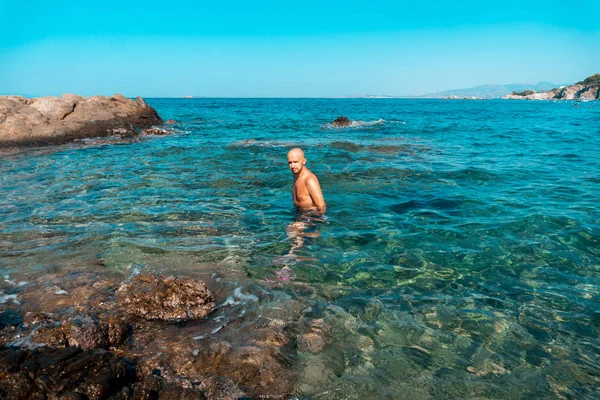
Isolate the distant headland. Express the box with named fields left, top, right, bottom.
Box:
left=342, top=73, right=599, bottom=100
left=503, top=73, right=600, bottom=101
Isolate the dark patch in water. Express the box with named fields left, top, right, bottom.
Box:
left=0, top=310, right=23, bottom=329
left=391, top=197, right=464, bottom=216
left=440, top=167, right=500, bottom=183
left=330, top=141, right=362, bottom=152
left=390, top=200, right=421, bottom=214
left=403, top=346, right=433, bottom=368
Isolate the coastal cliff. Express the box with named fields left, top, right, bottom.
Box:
left=503, top=73, right=600, bottom=100
left=0, top=94, right=162, bottom=147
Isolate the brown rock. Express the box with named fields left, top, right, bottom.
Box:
left=63, top=314, right=108, bottom=350
left=331, top=116, right=352, bottom=127
left=141, top=127, right=172, bottom=136
left=131, top=374, right=207, bottom=400
left=116, top=275, right=215, bottom=322
left=297, top=332, right=325, bottom=354
left=106, top=316, right=128, bottom=347
left=165, top=119, right=177, bottom=124
left=0, top=347, right=135, bottom=400
left=0, top=94, right=162, bottom=147
left=197, top=375, right=250, bottom=400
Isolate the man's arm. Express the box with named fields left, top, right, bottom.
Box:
left=306, top=175, right=326, bottom=213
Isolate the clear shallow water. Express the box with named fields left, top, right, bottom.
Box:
left=1, top=99, right=599, bottom=398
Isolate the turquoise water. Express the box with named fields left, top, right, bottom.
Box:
left=1, top=99, right=599, bottom=398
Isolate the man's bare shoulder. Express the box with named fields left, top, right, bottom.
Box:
left=304, top=170, right=320, bottom=184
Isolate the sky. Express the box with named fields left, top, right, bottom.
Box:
left=1, top=0, right=599, bottom=97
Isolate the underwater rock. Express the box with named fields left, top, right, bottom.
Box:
left=165, top=119, right=177, bottom=124
left=331, top=116, right=352, bottom=127
left=61, top=314, right=128, bottom=350
left=197, top=375, right=251, bottom=400
left=297, top=332, right=325, bottom=354
left=0, top=346, right=135, bottom=399
left=63, top=314, right=109, bottom=350
left=0, top=94, right=162, bottom=147
left=116, top=275, right=215, bottom=322
left=130, top=374, right=207, bottom=400
left=17, top=312, right=129, bottom=350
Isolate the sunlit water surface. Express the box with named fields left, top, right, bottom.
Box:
left=1, top=99, right=599, bottom=398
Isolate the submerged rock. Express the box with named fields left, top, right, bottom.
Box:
left=0, top=346, right=241, bottom=399
left=116, top=275, right=215, bottom=322
left=0, top=94, right=162, bottom=147
left=331, top=116, right=352, bottom=127
left=62, top=314, right=128, bottom=350
left=0, top=346, right=135, bottom=399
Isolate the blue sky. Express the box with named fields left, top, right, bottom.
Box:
left=1, top=0, right=599, bottom=97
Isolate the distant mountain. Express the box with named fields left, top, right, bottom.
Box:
left=419, top=82, right=563, bottom=99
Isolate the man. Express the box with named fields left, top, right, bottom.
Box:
left=287, top=148, right=326, bottom=214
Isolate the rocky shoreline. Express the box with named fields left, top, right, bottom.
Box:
left=0, top=94, right=165, bottom=147
left=0, top=271, right=299, bottom=399
left=0, top=263, right=353, bottom=399
left=503, top=73, right=600, bottom=101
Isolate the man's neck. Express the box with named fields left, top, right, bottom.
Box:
left=294, top=167, right=309, bottom=181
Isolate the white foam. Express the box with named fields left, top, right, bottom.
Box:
left=4, top=275, right=15, bottom=285
left=7, top=336, right=46, bottom=349
left=211, top=325, right=224, bottom=334
left=233, top=287, right=258, bottom=302
left=0, top=294, right=20, bottom=304
left=215, top=296, right=242, bottom=309
left=349, top=119, right=386, bottom=127
left=324, top=119, right=388, bottom=129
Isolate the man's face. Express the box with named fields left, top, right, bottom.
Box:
left=288, top=152, right=305, bottom=175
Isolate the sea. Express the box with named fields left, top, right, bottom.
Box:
left=1, top=98, right=599, bottom=398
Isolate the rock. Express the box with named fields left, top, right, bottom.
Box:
left=116, top=275, right=215, bottom=322
left=21, top=313, right=128, bottom=350
left=64, top=314, right=109, bottom=350
left=106, top=316, right=128, bottom=347
left=141, top=127, right=172, bottom=136
left=503, top=73, right=600, bottom=101
left=131, top=374, right=207, bottom=400
left=331, top=116, right=352, bottom=127
left=0, top=93, right=162, bottom=147
left=0, top=346, right=135, bottom=399
left=297, top=332, right=325, bottom=353
left=197, top=375, right=251, bottom=400
left=165, top=119, right=177, bottom=124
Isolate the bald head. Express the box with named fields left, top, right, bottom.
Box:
left=287, top=148, right=307, bottom=175
left=288, top=148, right=304, bottom=159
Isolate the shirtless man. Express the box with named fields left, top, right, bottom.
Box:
left=287, top=148, right=326, bottom=214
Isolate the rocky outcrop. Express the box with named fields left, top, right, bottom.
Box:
left=0, top=94, right=162, bottom=147
left=0, top=272, right=292, bottom=398
left=331, top=116, right=352, bottom=127
left=503, top=73, right=600, bottom=100
left=0, top=346, right=135, bottom=399
left=116, top=275, right=215, bottom=322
